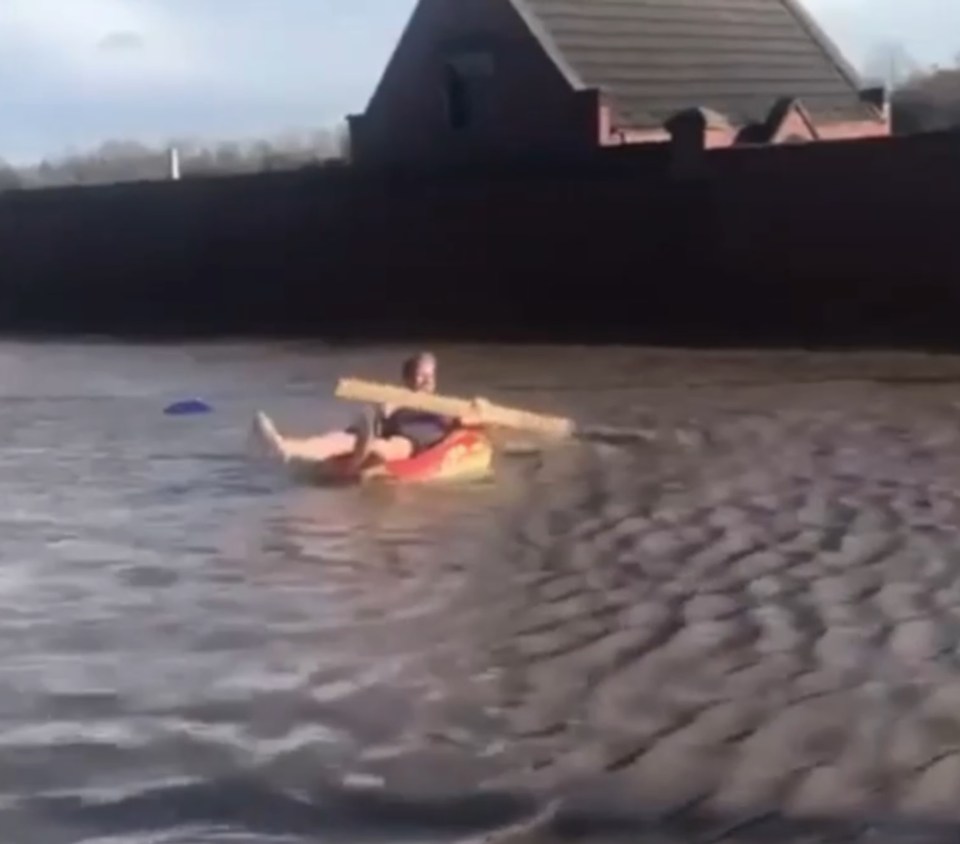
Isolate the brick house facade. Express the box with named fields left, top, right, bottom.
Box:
left=347, top=0, right=890, bottom=167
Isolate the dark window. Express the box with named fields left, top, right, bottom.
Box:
left=442, top=50, right=494, bottom=130
left=444, top=64, right=472, bottom=130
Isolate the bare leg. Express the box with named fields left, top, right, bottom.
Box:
left=282, top=431, right=360, bottom=461
left=284, top=431, right=413, bottom=462
left=367, top=436, right=414, bottom=462
left=253, top=412, right=413, bottom=464
left=281, top=432, right=413, bottom=463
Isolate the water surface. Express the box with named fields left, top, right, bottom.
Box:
left=6, top=341, right=960, bottom=843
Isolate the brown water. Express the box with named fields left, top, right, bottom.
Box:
left=6, top=341, right=960, bottom=843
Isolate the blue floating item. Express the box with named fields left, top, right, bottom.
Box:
left=164, top=398, right=212, bottom=416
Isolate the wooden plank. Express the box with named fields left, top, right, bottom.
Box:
left=334, top=378, right=708, bottom=448
left=335, top=378, right=575, bottom=438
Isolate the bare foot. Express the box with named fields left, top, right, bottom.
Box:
left=252, top=411, right=289, bottom=461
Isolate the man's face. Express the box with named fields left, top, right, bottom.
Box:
left=412, top=359, right=436, bottom=392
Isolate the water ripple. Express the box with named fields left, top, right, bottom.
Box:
left=9, top=343, right=960, bottom=842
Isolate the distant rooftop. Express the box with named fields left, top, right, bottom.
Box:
left=512, top=0, right=879, bottom=127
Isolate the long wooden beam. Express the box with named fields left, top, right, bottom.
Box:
left=335, top=378, right=575, bottom=438
left=333, top=378, right=706, bottom=447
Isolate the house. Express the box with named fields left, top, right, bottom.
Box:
left=347, top=0, right=890, bottom=167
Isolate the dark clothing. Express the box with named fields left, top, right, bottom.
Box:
left=380, top=407, right=457, bottom=454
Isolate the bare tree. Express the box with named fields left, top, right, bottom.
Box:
left=0, top=160, right=22, bottom=192
left=893, top=63, right=960, bottom=134
left=862, top=41, right=925, bottom=92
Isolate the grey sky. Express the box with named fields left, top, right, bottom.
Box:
left=0, top=0, right=955, bottom=164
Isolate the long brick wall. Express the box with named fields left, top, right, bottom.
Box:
left=0, top=131, right=959, bottom=347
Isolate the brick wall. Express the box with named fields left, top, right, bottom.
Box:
left=1, top=131, right=960, bottom=347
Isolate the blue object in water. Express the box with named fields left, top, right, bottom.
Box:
left=164, top=399, right=212, bottom=416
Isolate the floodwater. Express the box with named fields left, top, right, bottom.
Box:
left=7, top=341, right=960, bottom=843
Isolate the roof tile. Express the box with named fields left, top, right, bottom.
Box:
left=514, top=0, right=876, bottom=127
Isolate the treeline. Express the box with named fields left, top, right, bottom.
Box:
left=2, top=66, right=959, bottom=193
left=893, top=65, right=960, bottom=133
left=0, top=124, right=348, bottom=192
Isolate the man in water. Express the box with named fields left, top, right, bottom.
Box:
left=254, top=351, right=485, bottom=465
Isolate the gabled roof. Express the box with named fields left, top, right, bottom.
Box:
left=508, top=0, right=878, bottom=129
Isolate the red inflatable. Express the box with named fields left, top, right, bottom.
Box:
left=318, top=427, right=494, bottom=485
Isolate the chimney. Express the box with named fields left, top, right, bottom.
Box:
left=664, top=107, right=731, bottom=178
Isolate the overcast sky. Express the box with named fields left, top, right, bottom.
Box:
left=0, top=0, right=956, bottom=164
